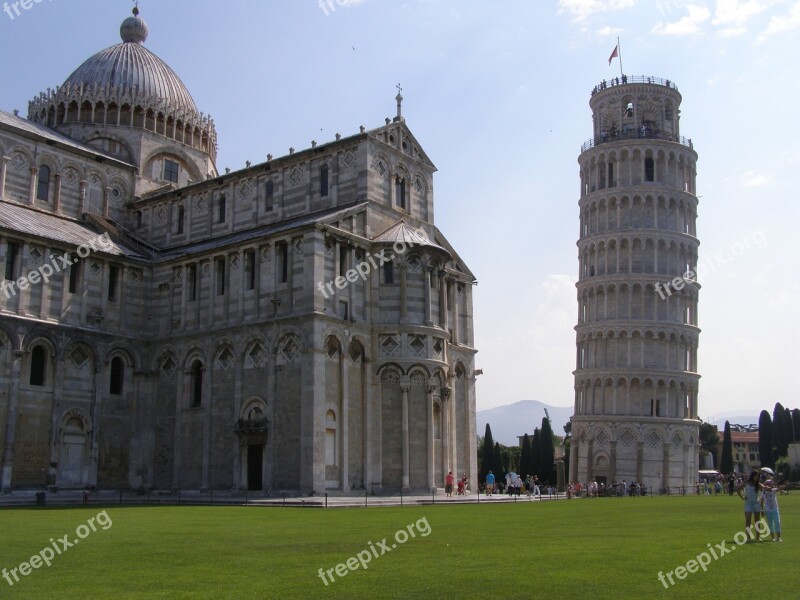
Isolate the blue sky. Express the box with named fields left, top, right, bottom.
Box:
left=1, top=0, right=798, bottom=421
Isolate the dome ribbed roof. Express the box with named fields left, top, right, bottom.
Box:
left=61, top=9, right=197, bottom=115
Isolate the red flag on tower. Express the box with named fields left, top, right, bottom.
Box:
left=608, top=44, right=619, bottom=65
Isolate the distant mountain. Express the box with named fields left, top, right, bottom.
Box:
left=477, top=400, right=573, bottom=446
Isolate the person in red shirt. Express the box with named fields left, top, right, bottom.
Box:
left=445, top=471, right=455, bottom=497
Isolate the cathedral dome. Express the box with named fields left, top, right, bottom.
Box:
left=27, top=7, right=216, bottom=161
left=60, top=9, right=197, bottom=115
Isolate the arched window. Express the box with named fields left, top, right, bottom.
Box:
left=176, top=205, right=185, bottom=234
left=644, top=157, right=655, bottom=182
left=265, top=180, right=274, bottom=211
left=325, top=409, right=337, bottom=466
left=30, top=345, right=47, bottom=386
left=191, top=360, right=203, bottom=406
left=383, top=260, right=394, bottom=284
left=395, top=175, right=406, bottom=209
left=320, top=164, right=329, bottom=197
left=37, top=165, right=51, bottom=201
left=109, top=356, right=125, bottom=395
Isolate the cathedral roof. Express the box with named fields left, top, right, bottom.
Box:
left=59, top=8, right=198, bottom=116
left=372, top=219, right=447, bottom=254
left=0, top=201, right=146, bottom=260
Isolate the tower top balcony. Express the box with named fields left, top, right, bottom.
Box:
left=590, top=75, right=679, bottom=96
left=583, top=75, right=690, bottom=156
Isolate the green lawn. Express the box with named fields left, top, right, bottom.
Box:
left=0, top=495, right=797, bottom=599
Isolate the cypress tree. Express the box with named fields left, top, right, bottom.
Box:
left=783, top=407, right=794, bottom=455
left=531, top=428, right=542, bottom=479
left=773, top=402, right=788, bottom=460
left=792, top=408, right=800, bottom=443
left=720, top=421, right=733, bottom=474
left=480, top=423, right=494, bottom=483
left=758, top=410, right=773, bottom=469
left=540, top=416, right=556, bottom=484
left=519, top=433, right=532, bottom=479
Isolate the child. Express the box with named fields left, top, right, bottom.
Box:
left=736, top=470, right=766, bottom=541
left=762, top=478, right=784, bottom=542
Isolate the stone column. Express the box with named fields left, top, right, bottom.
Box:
left=341, top=351, right=350, bottom=491
left=401, top=382, right=410, bottom=490
left=1, top=350, right=23, bottom=489
left=28, top=166, right=37, bottom=205
left=609, top=440, right=617, bottom=483
left=586, top=438, right=594, bottom=481
left=438, top=271, right=447, bottom=329
left=88, top=361, right=103, bottom=487
left=53, top=173, right=62, bottom=214
left=103, top=187, right=111, bottom=217
left=636, top=441, right=644, bottom=487
left=0, top=156, right=10, bottom=199
left=423, top=266, right=433, bottom=326
left=399, top=260, right=408, bottom=324
left=441, top=387, right=452, bottom=473
left=79, top=180, right=87, bottom=213
left=426, top=384, right=435, bottom=491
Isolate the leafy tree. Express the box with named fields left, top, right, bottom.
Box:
left=758, top=410, right=773, bottom=469
left=720, top=421, right=733, bottom=474
left=494, top=442, right=506, bottom=477
left=479, top=423, right=494, bottom=483
left=540, top=416, right=556, bottom=484
left=519, top=433, right=532, bottom=478
left=506, top=444, right=521, bottom=473
left=563, top=419, right=572, bottom=437
left=699, top=422, right=720, bottom=468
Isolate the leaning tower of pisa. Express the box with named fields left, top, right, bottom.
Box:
left=570, top=76, right=701, bottom=493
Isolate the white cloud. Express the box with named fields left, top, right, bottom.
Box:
left=712, top=0, right=769, bottom=26
left=716, top=26, right=748, bottom=35
left=558, top=0, right=637, bottom=22
left=740, top=170, right=770, bottom=186
left=652, top=4, right=711, bottom=35
left=758, top=1, right=800, bottom=41
left=596, top=25, right=624, bottom=35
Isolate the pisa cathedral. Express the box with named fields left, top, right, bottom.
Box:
left=570, top=76, right=701, bottom=491
left=0, top=9, right=478, bottom=494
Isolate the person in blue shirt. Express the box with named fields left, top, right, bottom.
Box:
left=485, top=471, right=495, bottom=496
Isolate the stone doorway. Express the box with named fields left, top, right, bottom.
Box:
left=247, top=444, right=264, bottom=491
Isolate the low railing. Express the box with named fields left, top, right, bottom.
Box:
left=591, top=75, right=678, bottom=95
left=581, top=128, right=695, bottom=152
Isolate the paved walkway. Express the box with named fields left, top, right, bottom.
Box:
left=0, top=489, right=566, bottom=508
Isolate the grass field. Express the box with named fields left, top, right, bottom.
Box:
left=0, top=495, right=797, bottom=599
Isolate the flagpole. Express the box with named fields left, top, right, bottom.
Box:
left=617, top=36, right=624, bottom=79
